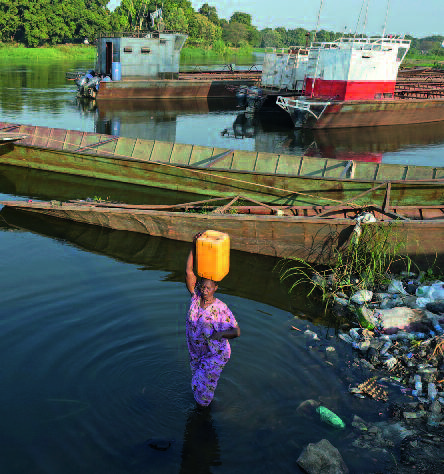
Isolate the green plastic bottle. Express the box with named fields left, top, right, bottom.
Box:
left=316, top=406, right=346, bottom=429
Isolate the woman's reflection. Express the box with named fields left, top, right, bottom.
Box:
left=179, top=406, right=220, bottom=474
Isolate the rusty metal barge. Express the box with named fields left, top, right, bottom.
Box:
left=70, top=31, right=260, bottom=100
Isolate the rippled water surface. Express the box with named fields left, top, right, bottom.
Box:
left=0, top=56, right=442, bottom=473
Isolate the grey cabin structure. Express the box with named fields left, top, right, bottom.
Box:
left=96, top=32, right=188, bottom=80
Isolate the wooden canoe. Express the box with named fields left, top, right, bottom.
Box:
left=1, top=197, right=443, bottom=267
left=0, top=122, right=443, bottom=207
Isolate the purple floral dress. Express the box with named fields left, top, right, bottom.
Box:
left=186, top=289, right=238, bottom=406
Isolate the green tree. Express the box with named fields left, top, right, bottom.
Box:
left=229, top=11, right=251, bottom=26
left=187, top=13, right=221, bottom=45
left=0, top=0, right=113, bottom=46
left=259, top=28, right=283, bottom=48
left=198, top=3, right=218, bottom=25
left=0, top=0, right=21, bottom=42
left=286, top=28, right=310, bottom=47
left=164, top=6, right=188, bottom=32
left=223, top=22, right=249, bottom=47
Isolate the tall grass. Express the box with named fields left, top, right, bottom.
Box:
left=0, top=43, right=95, bottom=60
left=278, top=222, right=411, bottom=306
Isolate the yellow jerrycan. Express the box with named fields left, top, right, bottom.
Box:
left=196, top=230, right=230, bottom=281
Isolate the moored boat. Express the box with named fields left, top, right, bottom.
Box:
left=69, top=31, right=260, bottom=100
left=1, top=122, right=443, bottom=207
left=277, top=36, right=444, bottom=128
left=1, top=197, right=443, bottom=267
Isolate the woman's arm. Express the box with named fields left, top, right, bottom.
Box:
left=211, top=327, right=241, bottom=341
left=185, top=249, right=197, bottom=295
left=185, top=233, right=202, bottom=295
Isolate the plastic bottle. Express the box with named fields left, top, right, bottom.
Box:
left=416, top=286, right=432, bottom=297
left=431, top=282, right=444, bottom=300
left=434, top=323, right=443, bottom=334
left=196, top=230, right=230, bottom=281
left=428, top=382, right=437, bottom=401
left=316, top=406, right=346, bottom=429
left=414, top=375, right=423, bottom=396
left=380, top=340, right=392, bottom=356
left=427, top=413, right=440, bottom=427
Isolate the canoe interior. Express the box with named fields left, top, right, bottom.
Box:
left=1, top=122, right=443, bottom=182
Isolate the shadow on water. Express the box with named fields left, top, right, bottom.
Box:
left=179, top=406, right=220, bottom=474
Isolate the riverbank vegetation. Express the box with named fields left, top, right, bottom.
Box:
left=0, top=43, right=96, bottom=60
left=1, top=0, right=442, bottom=66
left=278, top=223, right=412, bottom=307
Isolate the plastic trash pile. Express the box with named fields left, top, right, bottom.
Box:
left=335, top=274, right=444, bottom=428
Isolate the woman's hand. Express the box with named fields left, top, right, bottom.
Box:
left=193, top=231, right=203, bottom=244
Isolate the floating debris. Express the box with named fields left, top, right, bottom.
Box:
left=356, top=377, right=389, bottom=401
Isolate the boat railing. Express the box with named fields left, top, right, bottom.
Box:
left=276, top=96, right=332, bottom=120
left=310, top=36, right=411, bottom=50
left=98, top=30, right=187, bottom=39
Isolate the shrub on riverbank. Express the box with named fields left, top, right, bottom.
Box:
left=278, top=222, right=411, bottom=306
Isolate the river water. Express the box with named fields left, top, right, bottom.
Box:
left=0, top=55, right=443, bottom=474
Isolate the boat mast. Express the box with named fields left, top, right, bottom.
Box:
left=313, top=0, right=325, bottom=42
left=382, top=0, right=391, bottom=37
left=311, top=0, right=325, bottom=97
left=354, top=0, right=370, bottom=37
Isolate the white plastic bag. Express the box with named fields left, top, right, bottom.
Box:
left=388, top=280, right=408, bottom=295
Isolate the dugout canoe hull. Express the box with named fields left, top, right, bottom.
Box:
left=0, top=122, right=443, bottom=207
left=1, top=199, right=443, bottom=267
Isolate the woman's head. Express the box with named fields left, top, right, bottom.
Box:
left=199, top=278, right=218, bottom=301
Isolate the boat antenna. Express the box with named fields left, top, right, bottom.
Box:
left=354, top=0, right=366, bottom=37
left=382, top=0, right=391, bottom=37
left=363, top=0, right=370, bottom=37
left=313, top=0, right=325, bottom=42
left=354, top=0, right=370, bottom=37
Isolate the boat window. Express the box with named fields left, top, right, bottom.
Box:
left=362, top=55, right=371, bottom=59
left=160, top=39, right=167, bottom=45
left=374, top=93, right=382, bottom=99
left=123, top=47, right=132, bottom=53
left=383, top=93, right=393, bottom=98
left=141, top=47, right=151, bottom=54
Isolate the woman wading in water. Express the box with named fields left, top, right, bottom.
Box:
left=185, top=234, right=240, bottom=407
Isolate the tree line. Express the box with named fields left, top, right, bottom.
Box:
left=0, top=0, right=442, bottom=56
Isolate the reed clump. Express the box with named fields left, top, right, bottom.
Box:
left=278, top=222, right=411, bottom=306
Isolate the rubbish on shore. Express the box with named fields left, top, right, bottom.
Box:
left=316, top=406, right=346, bottom=429
left=403, top=411, right=426, bottom=420
left=350, top=290, right=373, bottom=305
left=304, top=329, right=320, bottom=340
left=356, top=377, right=389, bottom=401
left=388, top=280, right=408, bottom=295
left=428, top=382, right=437, bottom=400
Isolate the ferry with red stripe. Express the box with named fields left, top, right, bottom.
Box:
left=277, top=36, right=444, bottom=128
